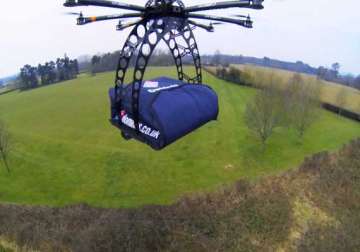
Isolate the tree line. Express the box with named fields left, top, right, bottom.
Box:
left=215, top=66, right=252, bottom=86
left=316, top=63, right=360, bottom=89
left=84, top=50, right=177, bottom=75
left=206, top=51, right=360, bottom=90
left=17, top=55, right=79, bottom=90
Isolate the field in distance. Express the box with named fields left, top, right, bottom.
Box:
left=0, top=67, right=359, bottom=208
left=231, top=64, right=360, bottom=114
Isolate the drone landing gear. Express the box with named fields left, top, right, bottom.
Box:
left=114, top=16, right=202, bottom=129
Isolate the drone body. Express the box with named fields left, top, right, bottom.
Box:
left=64, top=0, right=264, bottom=149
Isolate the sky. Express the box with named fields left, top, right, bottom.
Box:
left=0, top=0, right=359, bottom=77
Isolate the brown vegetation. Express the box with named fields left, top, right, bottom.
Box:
left=0, top=138, right=360, bottom=251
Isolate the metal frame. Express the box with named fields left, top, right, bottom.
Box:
left=114, top=17, right=202, bottom=131
left=64, top=0, right=264, bottom=133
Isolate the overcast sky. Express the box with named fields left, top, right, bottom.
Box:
left=0, top=0, right=359, bottom=77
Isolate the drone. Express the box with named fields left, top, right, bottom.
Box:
left=64, top=0, right=264, bottom=150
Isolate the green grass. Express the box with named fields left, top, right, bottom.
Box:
left=0, top=67, right=359, bottom=208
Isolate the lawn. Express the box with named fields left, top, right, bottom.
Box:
left=0, top=67, right=359, bottom=208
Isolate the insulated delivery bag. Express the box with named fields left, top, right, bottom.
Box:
left=109, top=77, right=219, bottom=150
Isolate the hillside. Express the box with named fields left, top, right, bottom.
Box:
left=234, top=64, right=360, bottom=114
left=1, top=138, right=359, bottom=251
left=0, top=67, right=359, bottom=208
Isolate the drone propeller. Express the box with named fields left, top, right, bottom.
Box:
left=188, top=13, right=253, bottom=29
left=76, top=13, right=142, bottom=25
left=63, top=0, right=259, bottom=29
left=233, top=14, right=249, bottom=18
left=64, top=11, right=83, bottom=16
left=116, top=19, right=142, bottom=31
left=64, top=0, right=145, bottom=12
left=188, top=20, right=215, bottom=32
left=186, top=0, right=264, bottom=12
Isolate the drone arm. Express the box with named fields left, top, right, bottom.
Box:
left=117, top=19, right=143, bottom=31
left=79, top=13, right=142, bottom=25
left=64, top=0, right=145, bottom=12
left=188, top=20, right=214, bottom=32
left=188, top=14, right=252, bottom=28
left=185, top=0, right=264, bottom=12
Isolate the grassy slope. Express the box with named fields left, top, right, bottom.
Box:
left=0, top=67, right=359, bottom=208
left=233, top=64, right=360, bottom=114
left=1, top=140, right=359, bottom=251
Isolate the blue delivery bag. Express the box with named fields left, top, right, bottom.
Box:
left=109, top=77, right=219, bottom=150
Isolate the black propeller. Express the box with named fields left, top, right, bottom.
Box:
left=64, top=0, right=145, bottom=12
left=188, top=20, right=215, bottom=32
left=186, top=0, right=264, bottom=12
left=210, top=22, right=223, bottom=26
left=65, top=11, right=83, bottom=16
left=116, top=19, right=142, bottom=31
left=188, top=13, right=253, bottom=29
left=75, top=13, right=142, bottom=25
left=233, top=14, right=249, bottom=18
left=63, top=0, right=261, bottom=29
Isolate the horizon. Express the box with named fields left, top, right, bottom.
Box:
left=0, top=52, right=330, bottom=80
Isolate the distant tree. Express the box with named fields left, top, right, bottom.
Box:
left=335, top=88, right=348, bottom=115
left=244, top=84, right=281, bottom=150
left=287, top=73, right=320, bottom=139
left=56, top=58, right=65, bottom=81
left=0, top=120, right=10, bottom=173
left=354, top=75, right=360, bottom=90
left=331, top=63, right=340, bottom=77
left=227, top=67, right=242, bottom=83
left=211, top=50, right=221, bottom=66
left=47, top=61, right=57, bottom=84
left=37, top=64, right=47, bottom=85
left=73, top=59, right=79, bottom=75
left=19, top=64, right=38, bottom=89
left=63, top=55, right=71, bottom=80
left=263, top=57, right=271, bottom=66
left=215, top=67, right=226, bottom=79
left=149, top=50, right=173, bottom=66
left=91, top=55, right=101, bottom=75
left=341, top=74, right=354, bottom=87
left=316, top=66, right=327, bottom=80
left=38, top=62, right=57, bottom=85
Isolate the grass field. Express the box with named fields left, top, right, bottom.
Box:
left=0, top=67, right=359, bottom=208
left=0, top=87, right=9, bottom=95
left=233, top=64, right=360, bottom=114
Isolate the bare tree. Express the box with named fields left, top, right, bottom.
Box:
left=212, top=50, right=222, bottom=66
left=335, top=88, right=348, bottom=115
left=0, top=120, right=10, bottom=173
left=331, top=62, right=340, bottom=77
left=244, top=82, right=280, bottom=150
left=286, top=74, right=321, bottom=139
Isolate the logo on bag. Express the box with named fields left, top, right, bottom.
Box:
left=120, top=111, right=160, bottom=139
left=147, top=84, right=179, bottom=93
